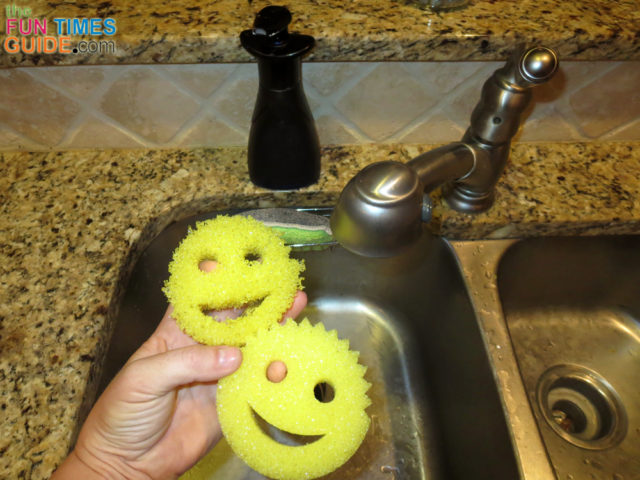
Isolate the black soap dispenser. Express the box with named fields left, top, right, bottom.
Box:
left=241, top=6, right=320, bottom=190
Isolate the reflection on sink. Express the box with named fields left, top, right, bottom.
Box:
left=498, top=236, right=640, bottom=479
left=96, top=209, right=519, bottom=479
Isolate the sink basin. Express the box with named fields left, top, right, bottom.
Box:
left=96, top=209, right=519, bottom=479
left=497, top=236, right=640, bottom=479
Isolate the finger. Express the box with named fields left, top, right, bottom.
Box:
left=207, top=307, right=244, bottom=322
left=130, top=344, right=242, bottom=396
left=147, top=305, right=179, bottom=340
left=281, top=291, right=307, bottom=323
left=266, top=360, right=287, bottom=383
left=199, top=260, right=217, bottom=272
left=130, top=306, right=196, bottom=362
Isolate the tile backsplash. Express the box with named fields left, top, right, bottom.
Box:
left=0, top=61, right=638, bottom=151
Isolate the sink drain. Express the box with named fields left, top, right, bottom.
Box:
left=537, top=365, right=627, bottom=450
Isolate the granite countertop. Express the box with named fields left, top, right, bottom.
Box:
left=2, top=0, right=639, bottom=67
left=1, top=141, right=640, bottom=478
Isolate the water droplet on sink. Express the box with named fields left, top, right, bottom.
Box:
left=381, top=465, right=398, bottom=472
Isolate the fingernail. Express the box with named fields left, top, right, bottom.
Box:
left=217, top=346, right=241, bottom=367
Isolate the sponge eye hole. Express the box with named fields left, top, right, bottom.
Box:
left=244, top=252, right=263, bottom=264
left=314, top=382, right=335, bottom=403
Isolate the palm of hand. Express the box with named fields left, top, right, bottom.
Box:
left=75, top=289, right=307, bottom=480
left=78, top=308, right=223, bottom=479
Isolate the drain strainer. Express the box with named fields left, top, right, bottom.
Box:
left=537, top=365, right=627, bottom=450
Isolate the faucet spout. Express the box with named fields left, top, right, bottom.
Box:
left=329, top=144, right=475, bottom=258
left=408, top=143, right=475, bottom=193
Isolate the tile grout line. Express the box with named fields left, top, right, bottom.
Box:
left=304, top=82, right=373, bottom=144
left=390, top=62, right=501, bottom=142
left=600, top=117, right=640, bottom=141
left=27, top=66, right=126, bottom=148
left=304, top=62, right=382, bottom=143
left=167, top=64, right=252, bottom=146
left=551, top=61, right=622, bottom=140
left=0, top=121, right=47, bottom=151
left=25, top=66, right=157, bottom=148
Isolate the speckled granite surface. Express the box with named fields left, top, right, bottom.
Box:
left=1, top=141, right=640, bottom=478
left=2, top=0, right=639, bottom=67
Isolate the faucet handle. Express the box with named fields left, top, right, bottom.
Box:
left=468, top=45, right=559, bottom=147
left=498, top=46, right=559, bottom=90
left=447, top=45, right=559, bottom=212
left=519, top=47, right=559, bottom=84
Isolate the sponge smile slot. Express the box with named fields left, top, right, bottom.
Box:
left=252, top=407, right=323, bottom=447
left=202, top=296, right=267, bottom=323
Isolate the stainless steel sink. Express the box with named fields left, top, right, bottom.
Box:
left=497, top=236, right=640, bottom=480
left=96, top=209, right=519, bottom=479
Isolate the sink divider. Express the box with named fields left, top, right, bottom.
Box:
left=448, top=239, right=556, bottom=480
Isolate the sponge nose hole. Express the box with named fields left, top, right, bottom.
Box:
left=267, top=361, right=287, bottom=383
left=314, top=382, right=335, bottom=403
left=199, top=259, right=217, bottom=272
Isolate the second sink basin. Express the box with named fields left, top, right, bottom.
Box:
left=498, top=236, right=640, bottom=479
left=97, top=209, right=519, bottom=479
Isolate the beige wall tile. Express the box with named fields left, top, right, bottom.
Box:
left=336, top=63, right=435, bottom=140
left=99, top=67, right=200, bottom=144
left=568, top=63, right=640, bottom=138
left=403, top=61, right=490, bottom=95
left=304, top=63, right=366, bottom=96
left=315, top=115, right=361, bottom=145
left=602, top=119, right=640, bottom=141
left=553, top=62, right=615, bottom=97
left=398, top=112, right=465, bottom=143
left=177, top=114, right=246, bottom=147
left=0, top=127, right=43, bottom=151
left=0, top=69, right=81, bottom=146
left=63, top=115, right=144, bottom=149
left=440, top=63, right=496, bottom=126
left=160, top=64, right=235, bottom=98
left=211, top=65, right=258, bottom=132
left=517, top=109, right=583, bottom=142
left=30, top=66, right=106, bottom=99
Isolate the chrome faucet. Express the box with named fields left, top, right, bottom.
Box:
left=330, top=46, right=559, bottom=257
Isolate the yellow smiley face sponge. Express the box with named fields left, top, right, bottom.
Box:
left=217, top=319, right=371, bottom=480
left=163, top=215, right=304, bottom=346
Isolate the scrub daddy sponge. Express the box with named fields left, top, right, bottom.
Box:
left=217, top=319, right=371, bottom=480
left=163, top=215, right=304, bottom=346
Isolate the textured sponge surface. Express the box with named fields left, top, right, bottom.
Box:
left=163, top=215, right=304, bottom=346
left=217, top=319, right=371, bottom=480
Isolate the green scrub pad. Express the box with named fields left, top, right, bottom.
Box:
left=238, top=208, right=334, bottom=249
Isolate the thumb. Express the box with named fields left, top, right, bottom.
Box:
left=127, top=345, right=242, bottom=396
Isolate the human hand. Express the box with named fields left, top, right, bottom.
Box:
left=53, top=283, right=307, bottom=480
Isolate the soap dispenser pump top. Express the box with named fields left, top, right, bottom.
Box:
left=241, top=6, right=321, bottom=190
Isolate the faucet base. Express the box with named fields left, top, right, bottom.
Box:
left=444, top=184, right=494, bottom=213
